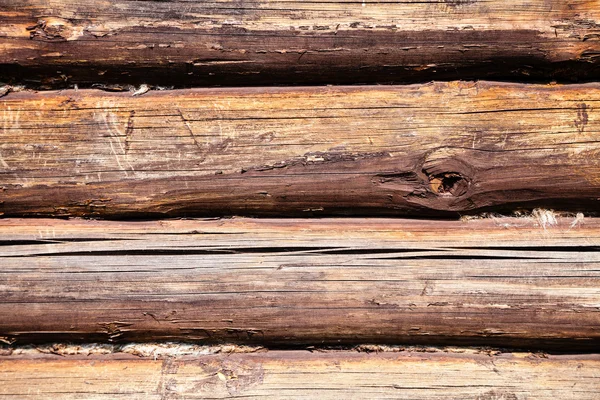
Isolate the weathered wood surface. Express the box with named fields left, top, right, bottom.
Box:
left=1, top=1, right=600, bottom=87
left=1, top=348, right=599, bottom=399
left=1, top=82, right=600, bottom=218
left=1, top=216, right=599, bottom=348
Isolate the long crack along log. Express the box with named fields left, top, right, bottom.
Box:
left=1, top=349, right=599, bottom=399
left=1, top=1, right=600, bottom=87
left=0, top=216, right=599, bottom=348
left=1, top=82, right=600, bottom=217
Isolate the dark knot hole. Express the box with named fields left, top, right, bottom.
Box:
left=429, top=172, right=469, bottom=197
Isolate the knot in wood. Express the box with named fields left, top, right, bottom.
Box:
left=422, top=148, right=473, bottom=198
left=428, top=172, right=469, bottom=197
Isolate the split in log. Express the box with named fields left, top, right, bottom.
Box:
left=1, top=82, right=600, bottom=218
left=1, top=347, right=599, bottom=399
left=0, top=216, right=599, bottom=349
left=1, top=1, right=600, bottom=87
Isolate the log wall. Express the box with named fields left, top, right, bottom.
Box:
left=2, top=1, right=600, bottom=396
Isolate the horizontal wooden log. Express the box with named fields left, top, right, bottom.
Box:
left=1, top=348, right=599, bottom=399
left=1, top=1, right=600, bottom=87
left=1, top=216, right=599, bottom=348
left=1, top=82, right=600, bottom=218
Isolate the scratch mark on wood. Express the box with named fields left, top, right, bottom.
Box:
left=575, top=103, right=589, bottom=133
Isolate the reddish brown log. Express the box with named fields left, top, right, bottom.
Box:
left=1, top=82, right=600, bottom=218
left=0, top=216, right=599, bottom=349
left=1, top=1, right=600, bottom=87
left=1, top=348, right=599, bottom=399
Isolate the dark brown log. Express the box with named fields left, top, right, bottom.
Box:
left=1, top=82, right=600, bottom=218
left=1, top=347, right=599, bottom=399
left=1, top=1, right=600, bottom=87
left=1, top=216, right=599, bottom=348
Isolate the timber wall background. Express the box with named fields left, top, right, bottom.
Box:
left=1, top=1, right=600, bottom=398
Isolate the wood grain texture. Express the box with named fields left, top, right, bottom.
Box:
left=1, top=82, right=600, bottom=218
left=1, top=0, right=600, bottom=87
left=1, top=216, right=599, bottom=348
left=1, top=349, right=599, bottom=399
